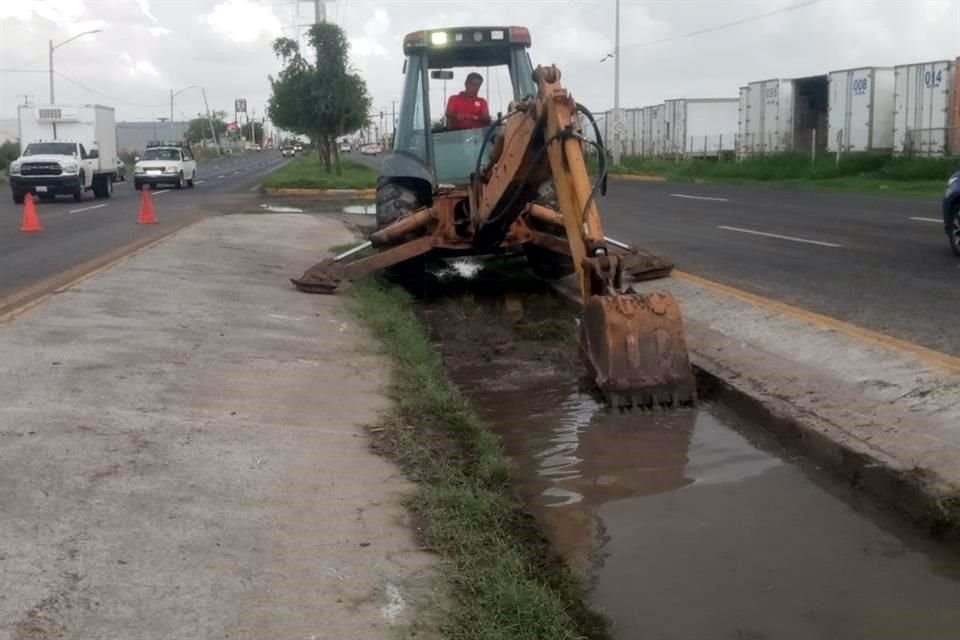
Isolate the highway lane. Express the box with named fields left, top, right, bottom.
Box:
left=597, top=180, right=959, bottom=356
left=0, top=151, right=289, bottom=304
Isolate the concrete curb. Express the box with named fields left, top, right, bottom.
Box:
left=263, top=187, right=377, bottom=197
left=550, top=277, right=960, bottom=540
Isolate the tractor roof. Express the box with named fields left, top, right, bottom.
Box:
left=403, top=26, right=531, bottom=68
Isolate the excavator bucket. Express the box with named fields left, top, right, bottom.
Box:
left=579, top=291, right=697, bottom=409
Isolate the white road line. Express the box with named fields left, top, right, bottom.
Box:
left=248, top=185, right=260, bottom=192
left=717, top=225, right=843, bottom=248
left=909, top=216, right=943, bottom=224
left=152, top=189, right=170, bottom=195
left=195, top=180, right=206, bottom=184
left=671, top=193, right=730, bottom=202
left=216, top=175, right=225, bottom=179
left=69, top=203, right=107, bottom=213
left=233, top=170, right=241, bottom=174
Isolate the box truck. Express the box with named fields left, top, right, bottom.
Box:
left=8, top=104, right=118, bottom=204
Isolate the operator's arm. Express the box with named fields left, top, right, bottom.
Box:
left=478, top=98, right=491, bottom=126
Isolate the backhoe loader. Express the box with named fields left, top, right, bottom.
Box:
left=292, top=26, right=696, bottom=408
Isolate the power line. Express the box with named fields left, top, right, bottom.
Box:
left=0, top=68, right=47, bottom=73
left=618, top=0, right=823, bottom=52
left=54, top=71, right=167, bottom=109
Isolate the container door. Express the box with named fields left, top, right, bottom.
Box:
left=762, top=81, right=782, bottom=152
left=828, top=71, right=850, bottom=152
left=748, top=83, right=765, bottom=153
left=848, top=69, right=873, bottom=150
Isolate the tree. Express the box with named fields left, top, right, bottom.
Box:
left=185, top=110, right=229, bottom=145
left=268, top=22, right=370, bottom=174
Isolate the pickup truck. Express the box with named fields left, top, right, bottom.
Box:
left=8, top=104, right=118, bottom=204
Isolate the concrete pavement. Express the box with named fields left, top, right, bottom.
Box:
left=598, top=180, right=958, bottom=355
left=0, top=212, right=438, bottom=639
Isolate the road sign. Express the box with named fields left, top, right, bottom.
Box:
left=235, top=99, right=247, bottom=113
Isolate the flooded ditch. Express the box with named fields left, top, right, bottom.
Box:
left=417, top=264, right=960, bottom=640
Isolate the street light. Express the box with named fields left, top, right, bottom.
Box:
left=170, top=85, right=198, bottom=124
left=49, top=29, right=103, bottom=103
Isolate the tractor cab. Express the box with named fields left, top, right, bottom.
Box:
left=390, top=26, right=536, bottom=189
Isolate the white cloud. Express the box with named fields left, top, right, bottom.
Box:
left=205, top=0, right=282, bottom=44
left=149, top=26, right=172, bottom=37
left=350, top=8, right=390, bottom=58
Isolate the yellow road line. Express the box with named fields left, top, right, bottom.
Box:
left=0, top=219, right=201, bottom=325
left=673, top=270, right=960, bottom=374
left=608, top=174, right=666, bottom=182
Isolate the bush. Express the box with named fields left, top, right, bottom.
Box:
left=0, top=140, right=21, bottom=171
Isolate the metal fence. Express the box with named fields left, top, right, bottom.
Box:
left=901, top=127, right=960, bottom=157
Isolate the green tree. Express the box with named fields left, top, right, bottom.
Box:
left=185, top=110, right=229, bottom=145
left=268, top=22, right=370, bottom=174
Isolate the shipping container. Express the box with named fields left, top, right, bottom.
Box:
left=827, top=66, right=895, bottom=152
left=641, top=104, right=666, bottom=157
left=662, top=98, right=738, bottom=157
left=893, top=59, right=956, bottom=156
left=738, top=79, right=795, bottom=155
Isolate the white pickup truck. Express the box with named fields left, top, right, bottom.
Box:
left=8, top=104, right=119, bottom=204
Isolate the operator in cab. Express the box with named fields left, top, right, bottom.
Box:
left=445, top=72, right=492, bottom=130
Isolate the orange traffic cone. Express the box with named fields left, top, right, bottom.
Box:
left=137, top=186, right=157, bottom=225
left=20, top=193, right=43, bottom=232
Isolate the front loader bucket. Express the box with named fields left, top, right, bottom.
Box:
left=579, top=292, right=697, bottom=409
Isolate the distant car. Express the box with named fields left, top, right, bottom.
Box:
left=944, top=170, right=960, bottom=256
left=339, top=142, right=351, bottom=153
left=293, top=143, right=303, bottom=153
left=114, top=158, right=126, bottom=182
left=360, top=143, right=382, bottom=155
left=251, top=144, right=262, bottom=152
left=280, top=146, right=295, bottom=157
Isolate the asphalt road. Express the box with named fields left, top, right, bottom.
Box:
left=0, top=151, right=289, bottom=305
left=597, top=181, right=958, bottom=356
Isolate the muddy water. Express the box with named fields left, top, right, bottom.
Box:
left=423, top=286, right=960, bottom=640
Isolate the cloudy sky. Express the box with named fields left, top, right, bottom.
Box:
left=1, top=0, right=958, bottom=131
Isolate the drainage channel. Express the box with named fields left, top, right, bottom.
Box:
left=417, top=265, right=960, bottom=640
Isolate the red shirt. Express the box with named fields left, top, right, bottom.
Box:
left=446, top=92, right=490, bottom=130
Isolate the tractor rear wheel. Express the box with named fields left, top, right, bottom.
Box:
left=375, top=180, right=428, bottom=288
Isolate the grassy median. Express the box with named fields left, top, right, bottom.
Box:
left=349, top=277, right=609, bottom=640
left=601, top=153, right=957, bottom=198
left=262, top=155, right=377, bottom=190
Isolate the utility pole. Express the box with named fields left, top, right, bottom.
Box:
left=250, top=108, right=256, bottom=146
left=612, top=0, right=622, bottom=167
left=314, top=0, right=325, bottom=23
left=391, top=100, right=397, bottom=138
left=17, top=94, right=34, bottom=106
left=201, top=88, right=220, bottom=153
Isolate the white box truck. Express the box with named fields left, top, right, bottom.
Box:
left=8, top=104, right=118, bottom=204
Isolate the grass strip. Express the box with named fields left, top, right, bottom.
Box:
left=349, top=277, right=609, bottom=640
left=591, top=153, right=957, bottom=198
left=262, top=156, right=377, bottom=190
